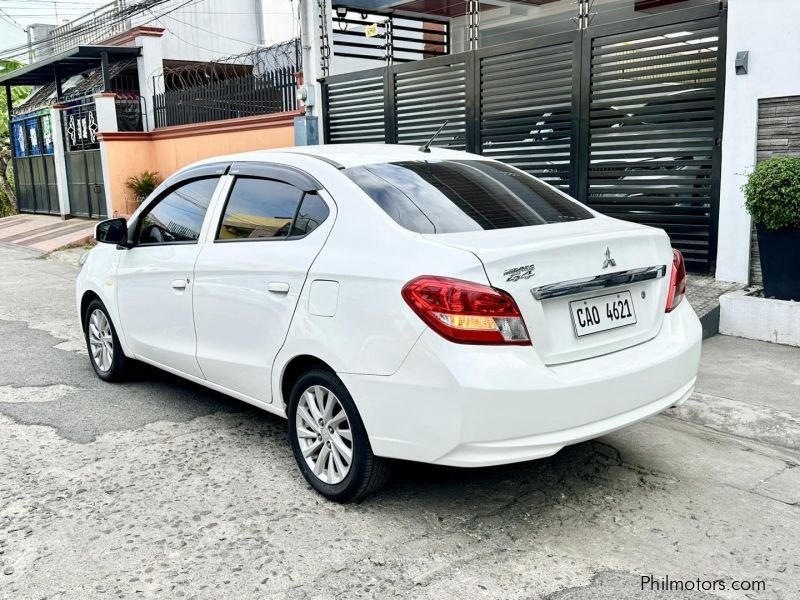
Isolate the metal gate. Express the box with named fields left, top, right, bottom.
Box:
left=62, top=98, right=107, bottom=219
left=322, top=4, right=725, bottom=272
left=11, top=112, right=59, bottom=215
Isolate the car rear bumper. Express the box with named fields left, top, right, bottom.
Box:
left=339, top=300, right=701, bottom=467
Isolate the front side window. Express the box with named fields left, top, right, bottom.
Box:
left=343, top=160, right=592, bottom=234
left=217, top=178, right=303, bottom=241
left=137, top=178, right=219, bottom=244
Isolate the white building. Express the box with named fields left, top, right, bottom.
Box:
left=33, top=0, right=271, bottom=62
left=715, top=0, right=800, bottom=284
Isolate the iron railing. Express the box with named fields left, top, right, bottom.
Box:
left=115, top=95, right=145, bottom=132
left=46, top=0, right=171, bottom=56
left=61, top=97, right=100, bottom=152
left=152, top=40, right=301, bottom=128
left=153, top=66, right=297, bottom=128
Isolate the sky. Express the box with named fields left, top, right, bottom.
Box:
left=0, top=0, right=296, bottom=63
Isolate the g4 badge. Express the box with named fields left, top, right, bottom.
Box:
left=503, top=264, right=536, bottom=282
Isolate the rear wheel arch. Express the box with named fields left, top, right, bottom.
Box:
left=280, top=354, right=335, bottom=409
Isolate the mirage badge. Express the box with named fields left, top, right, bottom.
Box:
left=503, top=264, right=536, bottom=282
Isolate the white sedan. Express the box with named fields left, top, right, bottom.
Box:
left=76, top=144, right=701, bottom=501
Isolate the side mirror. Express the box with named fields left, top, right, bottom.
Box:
left=95, top=218, right=129, bottom=246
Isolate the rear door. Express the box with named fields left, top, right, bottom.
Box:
left=116, top=166, right=226, bottom=376
left=192, top=163, right=333, bottom=403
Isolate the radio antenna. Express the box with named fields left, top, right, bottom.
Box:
left=418, top=120, right=449, bottom=153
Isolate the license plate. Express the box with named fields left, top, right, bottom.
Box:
left=569, top=291, right=637, bottom=337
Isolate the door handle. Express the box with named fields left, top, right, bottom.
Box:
left=267, top=282, right=290, bottom=294
left=172, top=278, right=188, bottom=290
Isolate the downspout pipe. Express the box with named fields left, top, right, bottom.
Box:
left=255, top=0, right=266, bottom=46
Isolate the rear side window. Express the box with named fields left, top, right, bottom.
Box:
left=138, top=177, right=218, bottom=244
left=290, top=193, right=330, bottom=237
left=217, top=178, right=303, bottom=240
left=343, top=160, right=592, bottom=233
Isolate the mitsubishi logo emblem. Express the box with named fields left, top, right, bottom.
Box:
left=602, top=246, right=616, bottom=269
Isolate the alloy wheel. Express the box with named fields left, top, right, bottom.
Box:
left=296, top=385, right=353, bottom=484
left=88, top=308, right=114, bottom=372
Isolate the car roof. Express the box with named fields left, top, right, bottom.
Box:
left=194, top=143, right=481, bottom=170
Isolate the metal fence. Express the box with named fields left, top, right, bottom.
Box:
left=153, top=67, right=296, bottom=128
left=115, top=96, right=145, bottom=132
left=152, top=40, right=301, bottom=128
left=331, top=8, right=448, bottom=64
left=322, top=4, right=725, bottom=273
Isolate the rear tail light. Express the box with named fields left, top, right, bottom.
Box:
left=402, top=276, right=530, bottom=345
left=665, top=249, right=686, bottom=313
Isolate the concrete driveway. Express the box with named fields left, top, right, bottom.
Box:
left=0, top=245, right=798, bottom=599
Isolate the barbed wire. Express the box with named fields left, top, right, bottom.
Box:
left=151, top=37, right=301, bottom=91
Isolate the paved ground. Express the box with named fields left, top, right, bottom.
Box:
left=0, top=214, right=95, bottom=254
left=0, top=245, right=798, bottom=600
left=685, top=274, right=745, bottom=321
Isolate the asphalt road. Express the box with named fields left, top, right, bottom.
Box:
left=0, top=244, right=798, bottom=599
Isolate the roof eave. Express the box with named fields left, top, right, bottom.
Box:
left=0, top=45, right=141, bottom=87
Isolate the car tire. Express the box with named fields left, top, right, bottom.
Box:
left=288, top=368, right=390, bottom=502
left=84, top=299, right=129, bottom=382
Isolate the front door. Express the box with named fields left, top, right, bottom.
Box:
left=193, top=168, right=333, bottom=403
left=116, top=176, right=222, bottom=377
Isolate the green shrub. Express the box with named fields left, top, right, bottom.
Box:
left=0, top=193, right=13, bottom=218
left=743, top=156, right=800, bottom=230
left=0, top=162, right=15, bottom=218
left=125, top=170, right=160, bottom=203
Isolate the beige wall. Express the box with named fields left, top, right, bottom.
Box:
left=100, top=111, right=298, bottom=216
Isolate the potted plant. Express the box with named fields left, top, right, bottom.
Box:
left=125, top=170, right=160, bottom=209
left=743, top=156, right=800, bottom=301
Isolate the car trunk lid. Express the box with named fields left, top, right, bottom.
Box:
left=425, top=218, right=674, bottom=365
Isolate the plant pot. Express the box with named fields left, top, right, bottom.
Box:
left=756, top=223, right=800, bottom=301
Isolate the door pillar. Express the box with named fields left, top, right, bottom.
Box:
left=49, top=104, right=70, bottom=218
left=134, top=29, right=166, bottom=132
left=94, top=92, right=118, bottom=218
left=94, top=92, right=118, bottom=133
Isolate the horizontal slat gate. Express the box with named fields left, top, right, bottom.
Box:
left=322, top=6, right=724, bottom=273
left=586, top=17, right=720, bottom=271
left=480, top=39, right=577, bottom=192
left=325, top=72, right=386, bottom=144
left=395, top=59, right=467, bottom=149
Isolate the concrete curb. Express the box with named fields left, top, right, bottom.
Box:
left=698, top=305, right=720, bottom=339
left=0, top=241, right=45, bottom=257
left=720, top=289, right=800, bottom=346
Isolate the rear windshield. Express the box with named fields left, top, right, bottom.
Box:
left=343, top=160, right=592, bottom=234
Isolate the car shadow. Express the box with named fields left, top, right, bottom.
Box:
left=117, top=361, right=654, bottom=520
left=374, top=440, right=646, bottom=516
